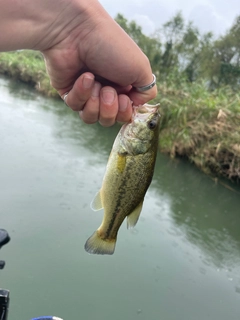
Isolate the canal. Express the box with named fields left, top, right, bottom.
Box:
left=0, top=76, right=240, bottom=320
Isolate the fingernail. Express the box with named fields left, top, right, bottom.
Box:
left=83, top=75, right=94, bottom=89
left=119, top=95, right=129, bottom=112
left=92, top=82, right=101, bottom=98
left=102, top=89, right=115, bottom=104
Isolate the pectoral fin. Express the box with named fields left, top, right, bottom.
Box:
left=90, top=190, right=103, bottom=211
left=127, top=201, right=144, bottom=229
left=117, top=153, right=127, bottom=173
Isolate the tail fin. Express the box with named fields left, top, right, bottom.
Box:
left=84, top=231, right=116, bottom=255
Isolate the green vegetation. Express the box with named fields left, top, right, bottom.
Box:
left=0, top=50, right=58, bottom=97
left=0, top=13, right=240, bottom=182
left=115, top=12, right=240, bottom=89
left=158, top=81, right=240, bottom=181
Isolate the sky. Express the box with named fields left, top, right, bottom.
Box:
left=99, top=0, right=240, bottom=37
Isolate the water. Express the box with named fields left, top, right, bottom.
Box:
left=0, top=76, right=240, bottom=320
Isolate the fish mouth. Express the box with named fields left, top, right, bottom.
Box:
left=120, top=103, right=160, bottom=138
left=132, top=103, right=160, bottom=121
left=134, top=103, right=160, bottom=114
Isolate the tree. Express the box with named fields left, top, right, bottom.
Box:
left=209, top=15, right=240, bottom=88
left=115, top=12, right=240, bottom=89
left=115, top=14, right=162, bottom=75
left=156, top=12, right=184, bottom=78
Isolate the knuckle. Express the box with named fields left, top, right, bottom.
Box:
left=99, top=117, right=116, bottom=127
left=70, top=104, right=82, bottom=111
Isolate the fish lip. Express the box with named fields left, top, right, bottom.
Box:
left=132, top=104, right=160, bottom=121
left=133, top=103, right=160, bottom=114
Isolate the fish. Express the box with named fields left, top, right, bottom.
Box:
left=84, top=103, right=160, bottom=255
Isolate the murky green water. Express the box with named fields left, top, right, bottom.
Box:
left=0, top=76, right=240, bottom=320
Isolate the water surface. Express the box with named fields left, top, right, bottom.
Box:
left=0, top=76, right=240, bottom=320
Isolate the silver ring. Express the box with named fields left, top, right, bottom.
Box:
left=134, top=74, right=156, bottom=92
left=63, top=92, right=69, bottom=107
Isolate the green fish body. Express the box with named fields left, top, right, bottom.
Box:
left=85, top=104, right=160, bottom=255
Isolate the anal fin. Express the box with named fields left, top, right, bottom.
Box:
left=127, top=201, right=143, bottom=229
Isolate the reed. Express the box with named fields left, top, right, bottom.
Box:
left=157, top=81, right=240, bottom=181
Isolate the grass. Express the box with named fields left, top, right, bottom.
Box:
left=0, top=50, right=58, bottom=97
left=0, top=50, right=239, bottom=182
left=158, top=81, right=240, bottom=181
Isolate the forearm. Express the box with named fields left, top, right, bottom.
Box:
left=0, top=0, right=97, bottom=51
left=0, top=0, right=157, bottom=124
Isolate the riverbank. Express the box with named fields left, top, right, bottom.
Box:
left=158, top=82, right=240, bottom=182
left=0, top=50, right=58, bottom=97
left=0, top=50, right=239, bottom=182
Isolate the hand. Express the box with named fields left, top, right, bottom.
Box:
left=41, top=1, right=157, bottom=126
left=0, top=0, right=157, bottom=126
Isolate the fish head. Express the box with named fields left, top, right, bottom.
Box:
left=132, top=103, right=160, bottom=136
left=120, top=103, right=160, bottom=154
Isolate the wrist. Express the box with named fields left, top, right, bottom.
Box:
left=0, top=0, right=100, bottom=52
left=35, top=0, right=99, bottom=51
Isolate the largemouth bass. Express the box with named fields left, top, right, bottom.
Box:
left=85, top=103, right=160, bottom=255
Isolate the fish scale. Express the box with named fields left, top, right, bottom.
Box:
left=84, top=104, right=160, bottom=255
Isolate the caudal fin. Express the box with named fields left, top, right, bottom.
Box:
left=84, top=231, right=116, bottom=255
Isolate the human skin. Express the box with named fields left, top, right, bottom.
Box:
left=0, top=0, right=157, bottom=126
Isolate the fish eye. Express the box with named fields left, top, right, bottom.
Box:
left=148, top=120, right=157, bottom=130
